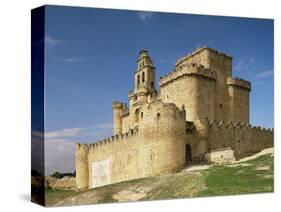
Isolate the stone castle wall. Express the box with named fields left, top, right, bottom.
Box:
left=76, top=144, right=89, bottom=189
left=121, top=114, right=130, bottom=133
left=185, top=118, right=273, bottom=162
left=227, top=77, right=251, bottom=123
left=175, top=47, right=233, bottom=122
left=205, top=147, right=235, bottom=164
left=159, top=47, right=250, bottom=124
left=112, top=47, right=251, bottom=136
left=77, top=115, right=274, bottom=189
left=76, top=47, right=273, bottom=190
left=160, top=63, right=216, bottom=122
left=205, top=119, right=273, bottom=159
left=76, top=100, right=187, bottom=189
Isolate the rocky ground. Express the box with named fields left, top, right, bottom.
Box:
left=45, top=176, right=76, bottom=190
left=45, top=147, right=274, bottom=207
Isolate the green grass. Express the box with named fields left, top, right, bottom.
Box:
left=142, top=172, right=205, bottom=200
left=199, top=155, right=274, bottom=196
left=45, top=154, right=274, bottom=206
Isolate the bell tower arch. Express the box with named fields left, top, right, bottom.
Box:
left=134, top=49, right=156, bottom=94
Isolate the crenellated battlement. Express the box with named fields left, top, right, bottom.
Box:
left=113, top=101, right=130, bottom=116
left=175, top=46, right=232, bottom=66
left=76, top=48, right=273, bottom=190
left=202, top=118, right=274, bottom=160
left=76, top=143, right=89, bottom=151
left=112, top=101, right=123, bottom=109
left=208, top=119, right=251, bottom=130
left=159, top=63, right=216, bottom=87
left=227, top=77, right=251, bottom=91
left=251, top=126, right=274, bottom=133
left=206, top=119, right=273, bottom=132
left=121, top=103, right=129, bottom=116
left=87, top=127, right=139, bottom=150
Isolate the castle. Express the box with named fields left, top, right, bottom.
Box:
left=76, top=47, right=273, bottom=189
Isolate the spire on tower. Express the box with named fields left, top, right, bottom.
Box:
left=137, top=48, right=154, bottom=71
left=134, top=49, right=156, bottom=94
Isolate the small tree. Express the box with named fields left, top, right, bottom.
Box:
left=51, top=171, right=63, bottom=179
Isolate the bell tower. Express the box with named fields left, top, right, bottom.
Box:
left=134, top=49, right=156, bottom=94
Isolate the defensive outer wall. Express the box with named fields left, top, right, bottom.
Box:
left=76, top=110, right=273, bottom=189
left=76, top=47, right=273, bottom=189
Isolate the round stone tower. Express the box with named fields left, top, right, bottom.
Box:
left=112, top=101, right=123, bottom=135
left=76, top=143, right=89, bottom=189
left=138, top=100, right=186, bottom=176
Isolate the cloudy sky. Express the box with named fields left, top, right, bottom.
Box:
left=38, top=5, right=273, bottom=175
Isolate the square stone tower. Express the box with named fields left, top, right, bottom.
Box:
left=160, top=47, right=251, bottom=123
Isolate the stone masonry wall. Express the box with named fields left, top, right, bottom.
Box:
left=121, top=114, right=130, bottom=133
left=205, top=119, right=273, bottom=159
left=77, top=100, right=186, bottom=189
left=205, top=147, right=235, bottom=164
left=227, top=77, right=251, bottom=123
left=77, top=47, right=272, bottom=189
left=76, top=144, right=89, bottom=189
left=87, top=129, right=140, bottom=188
left=175, top=47, right=233, bottom=122
left=160, top=63, right=216, bottom=122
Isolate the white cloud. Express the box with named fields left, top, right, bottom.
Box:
left=51, top=57, right=85, bottom=63
left=44, top=128, right=82, bottom=174
left=255, top=70, right=274, bottom=79
left=61, top=57, right=84, bottom=63
left=45, top=127, right=83, bottom=139
left=45, top=35, right=62, bottom=48
left=137, top=12, right=154, bottom=21
left=44, top=122, right=114, bottom=175
left=31, top=130, right=44, bottom=174
left=233, top=56, right=273, bottom=82
left=96, top=122, right=113, bottom=129
left=233, top=57, right=255, bottom=73
left=45, top=139, right=76, bottom=175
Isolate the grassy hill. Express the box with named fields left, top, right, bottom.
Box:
left=46, top=150, right=274, bottom=207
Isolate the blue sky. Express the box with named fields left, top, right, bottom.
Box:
left=43, top=5, right=273, bottom=174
